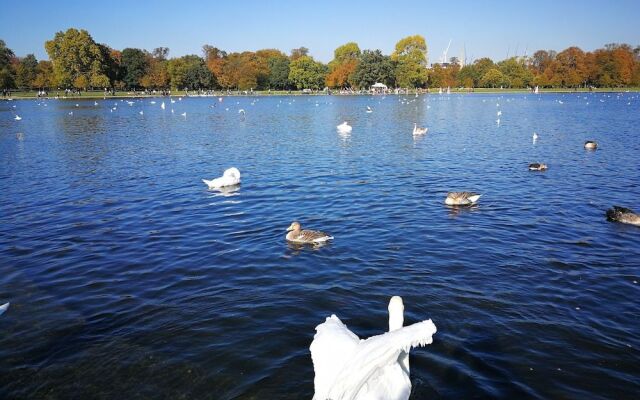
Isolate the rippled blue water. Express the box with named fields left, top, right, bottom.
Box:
left=1, top=92, right=639, bottom=399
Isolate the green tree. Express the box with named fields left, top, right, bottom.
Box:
left=33, top=60, right=54, bottom=89
left=267, top=55, right=290, bottom=89
left=45, top=28, right=108, bottom=88
left=167, top=55, right=213, bottom=90
left=498, top=57, right=533, bottom=88
left=288, top=55, right=327, bottom=89
left=0, top=40, right=17, bottom=89
left=480, top=68, right=506, bottom=88
left=15, top=54, right=38, bottom=89
left=391, top=35, right=428, bottom=87
left=351, top=49, right=396, bottom=88
left=121, top=48, right=149, bottom=89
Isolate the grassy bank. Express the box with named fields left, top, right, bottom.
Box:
left=2, top=87, right=639, bottom=100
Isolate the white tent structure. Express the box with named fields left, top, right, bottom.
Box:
left=371, top=82, right=388, bottom=94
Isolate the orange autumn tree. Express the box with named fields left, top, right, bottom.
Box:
left=326, top=42, right=360, bottom=88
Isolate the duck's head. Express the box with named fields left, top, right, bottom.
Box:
left=287, top=221, right=301, bottom=232
left=388, top=296, right=405, bottom=331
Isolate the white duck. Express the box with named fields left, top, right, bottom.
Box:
left=413, top=124, right=427, bottom=135
left=310, top=296, right=437, bottom=400
left=337, top=121, right=353, bottom=134
left=0, top=302, right=9, bottom=316
left=202, top=167, right=241, bottom=189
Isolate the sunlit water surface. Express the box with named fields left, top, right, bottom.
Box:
left=1, top=93, right=639, bottom=399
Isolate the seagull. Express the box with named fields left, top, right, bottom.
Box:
left=533, top=132, right=539, bottom=142
left=94, top=101, right=99, bottom=106
left=14, top=115, right=22, bottom=121
left=496, top=118, right=500, bottom=125
left=310, top=296, right=437, bottom=400
left=413, top=123, right=427, bottom=135
left=497, top=110, right=502, bottom=116
left=161, top=101, right=165, bottom=110
left=139, top=111, right=143, bottom=115
left=181, top=112, right=187, bottom=117
left=150, top=100, right=156, bottom=104
left=68, top=111, right=73, bottom=116
left=366, top=106, right=373, bottom=113
left=0, top=302, right=9, bottom=316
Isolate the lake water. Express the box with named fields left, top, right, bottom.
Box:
left=1, top=93, right=639, bottom=399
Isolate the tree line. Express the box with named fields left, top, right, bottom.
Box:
left=1, top=28, right=639, bottom=92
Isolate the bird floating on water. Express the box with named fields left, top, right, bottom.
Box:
left=606, top=206, right=640, bottom=226
left=533, top=132, right=539, bottom=142
left=497, top=110, right=502, bottom=116
left=202, top=167, right=241, bottom=189
left=94, top=101, right=99, bottom=106
left=286, top=221, right=333, bottom=244
left=337, top=121, right=352, bottom=134
left=161, top=101, right=165, bottom=110
left=366, top=106, right=373, bottom=113
left=139, top=111, right=143, bottom=115
left=413, top=123, right=427, bottom=135
left=181, top=112, right=187, bottom=117
left=238, top=109, right=245, bottom=115
left=14, top=115, right=22, bottom=121
left=0, top=302, right=9, bottom=316
left=529, top=163, right=548, bottom=171
left=445, top=192, right=482, bottom=206
left=584, top=140, right=598, bottom=150
left=310, top=296, right=437, bottom=400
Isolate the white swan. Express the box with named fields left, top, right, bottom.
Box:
left=202, top=167, right=241, bottom=189
left=0, top=302, right=9, bottom=316
left=337, top=121, right=353, bottom=134
left=413, top=123, right=427, bottom=135
left=310, top=296, right=437, bottom=400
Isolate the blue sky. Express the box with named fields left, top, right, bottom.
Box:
left=1, top=0, right=638, bottom=63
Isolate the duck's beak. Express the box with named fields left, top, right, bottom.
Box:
left=286, top=224, right=294, bottom=231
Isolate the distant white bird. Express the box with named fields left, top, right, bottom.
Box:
left=161, top=101, right=165, bottom=110
left=127, top=101, right=134, bottom=106
left=139, top=111, right=143, bottom=115
left=181, top=112, right=187, bottom=117
left=75, top=103, right=79, bottom=107
left=68, top=111, right=73, bottom=116
left=413, top=123, right=427, bottom=135
left=310, top=296, right=437, bottom=400
left=202, top=167, right=241, bottom=189
left=0, top=302, right=9, bottom=316
left=14, top=115, right=22, bottom=121
left=337, top=121, right=352, bottom=134
left=171, top=99, right=176, bottom=104
left=497, top=110, right=502, bottom=116
left=94, top=101, right=99, bottom=106
left=366, top=106, right=373, bottom=113
left=445, top=192, right=482, bottom=206
left=150, top=101, right=156, bottom=104
left=533, top=132, right=539, bottom=142
left=238, top=109, right=245, bottom=115
left=496, top=118, right=500, bottom=125
left=218, top=97, right=223, bottom=102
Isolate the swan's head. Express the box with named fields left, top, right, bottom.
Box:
left=388, top=296, right=405, bottom=331
left=287, top=221, right=301, bottom=232
left=224, top=167, right=241, bottom=178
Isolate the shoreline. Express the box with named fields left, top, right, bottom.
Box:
left=2, top=87, right=639, bottom=100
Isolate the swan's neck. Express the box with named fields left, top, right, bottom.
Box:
left=389, top=310, right=409, bottom=373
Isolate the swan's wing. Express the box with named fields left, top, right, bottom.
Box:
left=310, top=315, right=360, bottom=400
left=0, top=302, right=9, bottom=315
left=327, top=319, right=437, bottom=400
